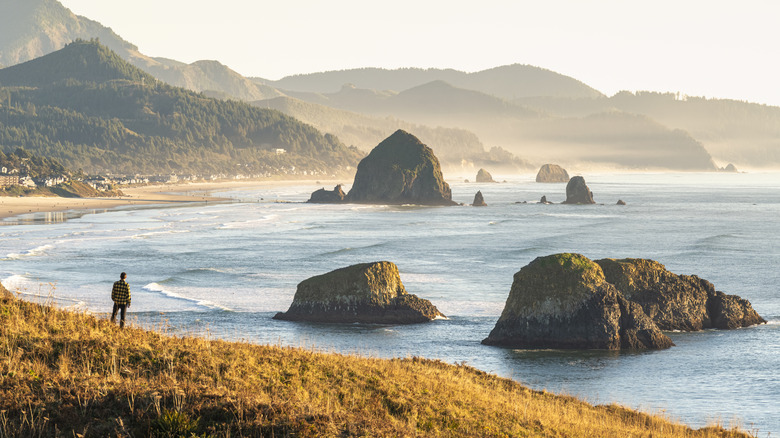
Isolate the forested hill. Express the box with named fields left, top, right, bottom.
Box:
left=0, top=40, right=362, bottom=175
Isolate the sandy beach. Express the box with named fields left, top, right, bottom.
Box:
left=0, top=179, right=336, bottom=221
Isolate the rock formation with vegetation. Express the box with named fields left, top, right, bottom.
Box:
left=562, top=176, right=595, bottom=204
left=596, top=258, right=766, bottom=330
left=484, top=254, right=765, bottom=350
left=344, top=130, right=456, bottom=205
left=475, top=168, right=495, bottom=183
left=483, top=254, right=673, bottom=350
left=535, top=164, right=570, bottom=182
left=274, top=261, right=444, bottom=324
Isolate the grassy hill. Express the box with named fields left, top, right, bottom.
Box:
left=0, top=40, right=362, bottom=176
left=0, top=290, right=752, bottom=437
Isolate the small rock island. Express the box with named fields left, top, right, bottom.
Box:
left=562, top=176, right=595, bottom=204
left=483, top=253, right=765, bottom=350
left=318, top=129, right=456, bottom=206
left=535, top=164, right=570, bottom=183
left=476, top=168, right=496, bottom=183
left=273, top=261, right=445, bottom=324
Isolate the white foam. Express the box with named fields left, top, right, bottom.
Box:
left=217, top=214, right=281, bottom=229
left=4, top=244, right=55, bottom=260
left=142, top=282, right=232, bottom=311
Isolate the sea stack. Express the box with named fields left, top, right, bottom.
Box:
left=535, top=164, right=570, bottom=183
left=596, top=258, right=766, bottom=330
left=344, top=130, right=456, bottom=205
left=562, top=176, right=595, bottom=204
left=273, top=261, right=445, bottom=324
left=475, top=168, right=496, bottom=183
left=482, top=254, right=673, bottom=350
left=307, top=185, right=346, bottom=203
left=472, top=191, right=487, bottom=206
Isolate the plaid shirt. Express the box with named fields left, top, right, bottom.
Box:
left=111, top=280, right=131, bottom=305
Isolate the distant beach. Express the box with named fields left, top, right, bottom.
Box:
left=0, top=179, right=338, bottom=220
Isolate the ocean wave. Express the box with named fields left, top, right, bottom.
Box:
left=217, top=214, right=281, bottom=229
left=4, top=244, right=55, bottom=260
left=141, top=282, right=232, bottom=311
left=316, top=241, right=388, bottom=257
left=131, top=229, right=190, bottom=239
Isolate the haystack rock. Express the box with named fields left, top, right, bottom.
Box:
left=535, top=164, right=570, bottom=183
left=307, top=185, right=346, bottom=203
left=596, top=258, right=765, bottom=330
left=482, top=254, right=673, bottom=350
left=345, top=130, right=456, bottom=205
left=0, top=282, right=12, bottom=300
left=476, top=168, right=496, bottom=183
left=563, top=176, right=595, bottom=204
left=472, top=191, right=487, bottom=206
left=273, top=261, right=445, bottom=324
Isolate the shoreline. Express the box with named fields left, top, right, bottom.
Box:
left=0, top=179, right=340, bottom=221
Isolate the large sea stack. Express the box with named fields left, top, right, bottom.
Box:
left=482, top=254, right=673, bottom=350
left=562, top=176, right=595, bottom=204
left=273, top=261, right=444, bottom=324
left=344, top=130, right=456, bottom=205
left=596, top=258, right=766, bottom=330
left=535, top=164, right=570, bottom=183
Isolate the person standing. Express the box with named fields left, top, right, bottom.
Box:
left=110, top=272, right=131, bottom=328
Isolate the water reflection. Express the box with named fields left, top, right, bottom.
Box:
left=1, top=209, right=109, bottom=225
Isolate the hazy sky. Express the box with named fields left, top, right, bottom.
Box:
left=59, top=0, right=780, bottom=105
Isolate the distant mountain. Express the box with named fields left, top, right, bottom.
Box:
left=254, top=64, right=603, bottom=100
left=515, top=91, right=780, bottom=167
left=271, top=81, right=714, bottom=170
left=0, top=41, right=362, bottom=175
left=0, top=0, right=282, bottom=101
left=254, top=95, right=532, bottom=171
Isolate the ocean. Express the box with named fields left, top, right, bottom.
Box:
left=2, top=172, right=778, bottom=435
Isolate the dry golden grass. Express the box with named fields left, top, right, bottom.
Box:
left=0, top=294, right=753, bottom=437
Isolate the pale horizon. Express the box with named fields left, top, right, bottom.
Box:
left=51, top=0, right=780, bottom=106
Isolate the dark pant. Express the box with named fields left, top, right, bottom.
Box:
left=111, top=303, right=127, bottom=328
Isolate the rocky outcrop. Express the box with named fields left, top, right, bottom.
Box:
left=307, top=185, right=346, bottom=203
left=483, top=254, right=673, bottom=350
left=540, top=195, right=550, bottom=204
left=562, top=176, right=595, bottom=204
left=345, top=130, right=456, bottom=205
left=616, top=199, right=626, bottom=205
left=535, top=164, right=570, bottom=183
left=476, top=168, right=496, bottom=183
left=273, top=261, right=444, bottom=324
left=720, top=163, right=738, bottom=172
left=596, top=258, right=766, bottom=330
left=472, top=191, right=487, bottom=206
left=0, top=282, right=12, bottom=300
